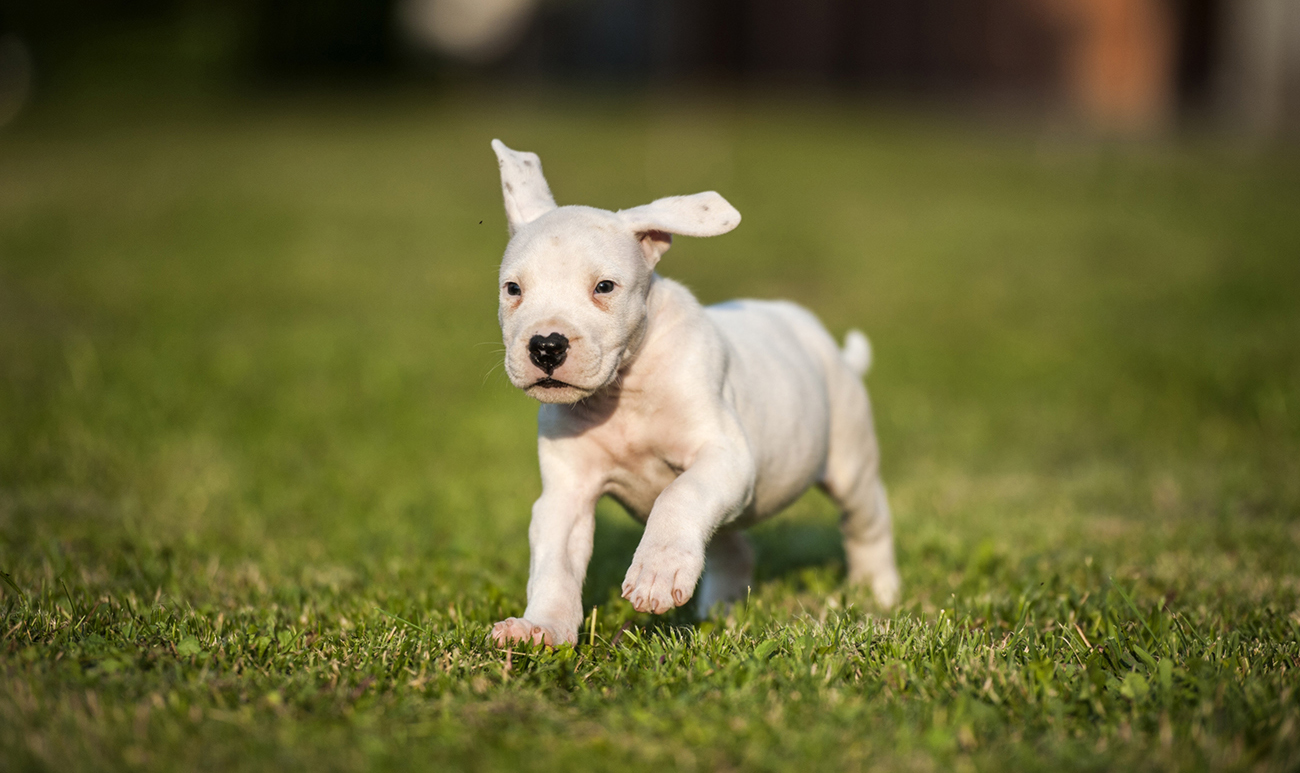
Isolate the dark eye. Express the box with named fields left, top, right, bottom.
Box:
left=594, top=280, right=616, bottom=295
left=504, top=282, right=521, bottom=297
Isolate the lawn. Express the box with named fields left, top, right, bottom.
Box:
left=1, top=89, right=1298, bottom=771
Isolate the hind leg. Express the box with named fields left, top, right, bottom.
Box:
left=695, top=530, right=755, bottom=617
left=821, top=387, right=901, bottom=607
left=831, top=476, right=900, bottom=607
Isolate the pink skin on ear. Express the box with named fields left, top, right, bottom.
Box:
left=638, top=230, right=672, bottom=267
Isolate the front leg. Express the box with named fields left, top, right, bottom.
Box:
left=492, top=482, right=598, bottom=648
left=622, top=442, right=755, bottom=614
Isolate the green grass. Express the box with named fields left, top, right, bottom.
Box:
left=1, top=89, right=1299, bottom=771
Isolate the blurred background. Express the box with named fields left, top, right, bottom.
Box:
left=1, top=0, right=1299, bottom=133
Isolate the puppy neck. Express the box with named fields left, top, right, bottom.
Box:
left=615, top=274, right=698, bottom=376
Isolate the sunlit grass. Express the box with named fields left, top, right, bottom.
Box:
left=1, top=90, right=1298, bottom=771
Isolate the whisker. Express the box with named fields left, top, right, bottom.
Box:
left=482, top=360, right=508, bottom=386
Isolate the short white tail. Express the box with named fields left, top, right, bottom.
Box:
left=842, top=329, right=872, bottom=377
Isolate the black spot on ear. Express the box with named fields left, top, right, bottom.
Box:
left=702, top=204, right=710, bottom=211
left=523, top=159, right=533, bottom=167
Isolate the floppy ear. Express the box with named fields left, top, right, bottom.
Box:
left=617, top=192, right=741, bottom=266
left=492, top=139, right=558, bottom=235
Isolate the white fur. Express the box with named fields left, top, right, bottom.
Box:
left=488, top=141, right=900, bottom=647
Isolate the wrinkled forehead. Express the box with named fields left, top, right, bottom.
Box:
left=500, top=206, right=639, bottom=275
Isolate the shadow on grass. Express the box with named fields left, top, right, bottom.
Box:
left=583, top=498, right=846, bottom=626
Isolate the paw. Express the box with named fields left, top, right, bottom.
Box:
left=846, top=565, right=901, bottom=609
left=696, top=567, right=752, bottom=618
left=845, top=536, right=901, bottom=609
left=490, top=617, right=575, bottom=647
left=869, top=569, right=901, bottom=609
left=621, top=541, right=705, bottom=614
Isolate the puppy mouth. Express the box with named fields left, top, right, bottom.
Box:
left=523, top=375, right=598, bottom=404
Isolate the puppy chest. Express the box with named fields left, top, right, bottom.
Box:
left=590, top=427, right=687, bottom=520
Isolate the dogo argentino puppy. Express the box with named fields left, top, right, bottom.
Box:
left=488, top=139, right=900, bottom=647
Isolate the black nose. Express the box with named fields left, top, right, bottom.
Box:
left=528, top=333, right=569, bottom=375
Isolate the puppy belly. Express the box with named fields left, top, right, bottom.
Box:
left=728, top=472, right=824, bottom=529
left=606, top=462, right=821, bottom=530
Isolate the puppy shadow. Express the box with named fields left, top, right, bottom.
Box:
left=583, top=504, right=647, bottom=611
left=748, top=516, right=845, bottom=587
left=583, top=497, right=846, bottom=625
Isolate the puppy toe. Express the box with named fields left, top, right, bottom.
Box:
left=491, top=617, right=567, bottom=647
left=648, top=573, right=680, bottom=613
left=490, top=618, right=526, bottom=646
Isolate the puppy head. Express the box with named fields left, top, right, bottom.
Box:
left=492, top=139, right=740, bottom=404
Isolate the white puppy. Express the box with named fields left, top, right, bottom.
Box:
left=488, top=140, right=900, bottom=647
